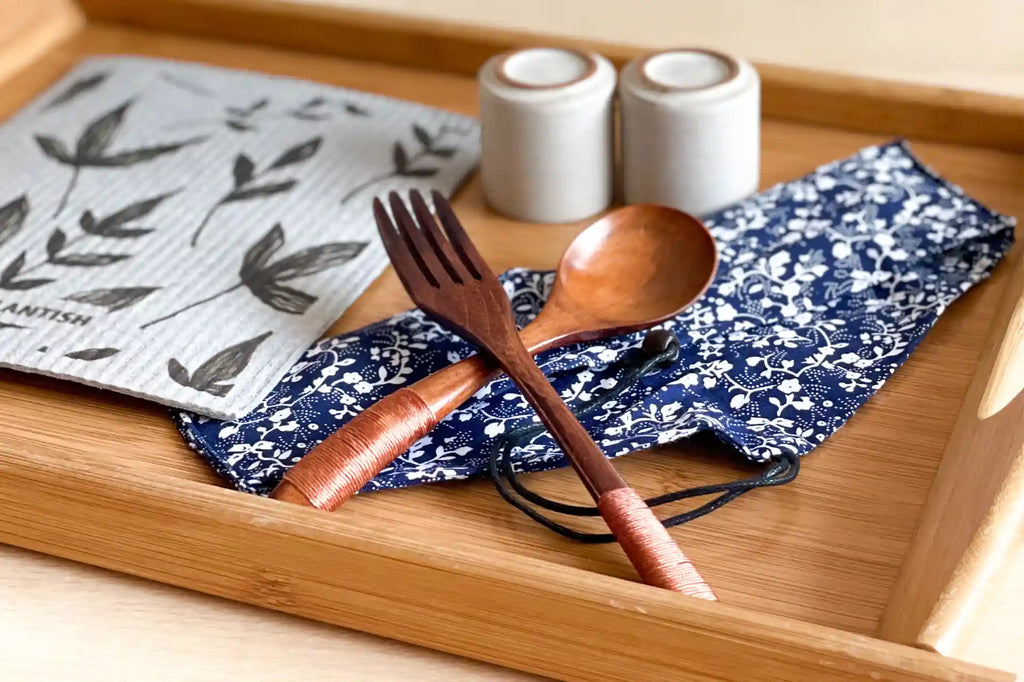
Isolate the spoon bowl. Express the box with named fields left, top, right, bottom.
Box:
left=274, top=204, right=719, bottom=510
left=530, top=204, right=718, bottom=350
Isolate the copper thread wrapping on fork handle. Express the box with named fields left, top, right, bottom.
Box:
left=598, top=488, right=717, bottom=599
left=497, top=342, right=717, bottom=598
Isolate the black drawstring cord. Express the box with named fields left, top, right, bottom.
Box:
left=489, top=330, right=800, bottom=543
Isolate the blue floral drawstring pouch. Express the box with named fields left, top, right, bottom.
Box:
left=175, top=141, right=1015, bottom=519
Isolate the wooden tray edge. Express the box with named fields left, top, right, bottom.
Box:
left=0, top=0, right=84, bottom=86
left=0, top=442, right=1012, bottom=682
left=75, top=0, right=1024, bottom=152
left=880, top=244, right=1024, bottom=658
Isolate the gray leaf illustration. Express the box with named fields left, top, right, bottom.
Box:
left=0, top=252, right=53, bottom=290
left=37, top=100, right=204, bottom=217
left=192, top=331, right=272, bottom=391
left=79, top=211, right=97, bottom=232
left=238, top=224, right=366, bottom=315
left=0, top=276, right=53, bottom=290
left=226, top=98, right=269, bottom=118
left=226, top=120, right=256, bottom=133
left=268, top=137, right=321, bottom=170
left=223, top=180, right=296, bottom=203
left=0, top=253, right=24, bottom=280
left=159, top=72, right=213, bottom=97
left=35, top=135, right=74, bottom=163
left=412, top=124, right=432, bottom=148
left=240, top=224, right=285, bottom=279
left=430, top=147, right=458, bottom=159
left=49, top=252, right=130, bottom=267
left=64, top=286, right=160, bottom=312
left=80, top=212, right=151, bottom=238
left=46, top=229, right=67, bottom=259
left=0, top=195, right=28, bottom=249
left=86, top=137, right=206, bottom=167
left=65, top=347, right=120, bottom=361
left=266, top=242, right=367, bottom=281
left=233, top=154, right=255, bottom=187
left=43, top=72, right=108, bottom=110
left=251, top=282, right=317, bottom=315
left=288, top=99, right=328, bottom=121
left=76, top=101, right=130, bottom=159
left=146, top=222, right=316, bottom=326
left=192, top=137, right=319, bottom=247
left=392, top=142, right=408, bottom=172
left=170, top=332, right=272, bottom=396
left=82, top=191, right=177, bottom=237
left=344, top=102, right=370, bottom=116
left=167, top=358, right=191, bottom=387
left=290, top=111, right=328, bottom=122
left=400, top=167, right=440, bottom=178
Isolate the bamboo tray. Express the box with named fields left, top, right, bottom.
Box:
left=1, top=2, right=1022, bottom=680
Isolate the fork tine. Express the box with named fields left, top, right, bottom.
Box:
left=430, top=190, right=489, bottom=280
left=388, top=192, right=442, bottom=287
left=409, top=189, right=465, bottom=283
left=373, top=197, right=429, bottom=291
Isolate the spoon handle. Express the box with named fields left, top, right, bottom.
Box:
left=272, top=352, right=499, bottom=508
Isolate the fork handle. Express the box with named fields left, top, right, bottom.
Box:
left=497, top=345, right=716, bottom=598
left=598, top=488, right=716, bottom=598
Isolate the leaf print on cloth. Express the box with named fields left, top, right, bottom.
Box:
left=43, top=72, right=108, bottom=111
left=142, top=223, right=366, bottom=328
left=79, top=191, right=178, bottom=238
left=158, top=72, right=214, bottom=97
left=169, top=332, right=272, bottom=397
left=166, top=97, right=271, bottom=134
left=174, top=141, right=1016, bottom=496
left=0, top=194, right=28, bottom=250
left=0, top=190, right=178, bottom=290
left=35, top=100, right=204, bottom=217
left=339, top=123, right=466, bottom=205
left=46, top=227, right=129, bottom=266
left=0, top=252, right=53, bottom=290
left=287, top=97, right=330, bottom=122
left=343, top=102, right=371, bottom=117
left=65, top=347, right=120, bottom=361
left=190, top=136, right=321, bottom=247
left=64, top=286, right=160, bottom=312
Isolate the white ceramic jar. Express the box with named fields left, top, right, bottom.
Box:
left=478, top=48, right=616, bottom=223
left=620, top=49, right=761, bottom=216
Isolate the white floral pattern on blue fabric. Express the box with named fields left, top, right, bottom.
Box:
left=175, top=142, right=1015, bottom=495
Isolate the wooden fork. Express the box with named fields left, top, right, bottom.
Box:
left=371, top=189, right=715, bottom=598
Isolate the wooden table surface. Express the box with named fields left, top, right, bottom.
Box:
left=0, top=544, right=536, bottom=681
left=1, top=2, right=1022, bottom=681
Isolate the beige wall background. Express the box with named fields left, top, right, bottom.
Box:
left=308, top=0, right=1024, bottom=96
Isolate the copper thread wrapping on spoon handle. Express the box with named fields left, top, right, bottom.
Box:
left=274, top=388, right=435, bottom=510
left=597, top=487, right=717, bottom=599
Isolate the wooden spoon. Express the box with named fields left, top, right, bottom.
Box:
left=273, top=204, right=719, bottom=510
